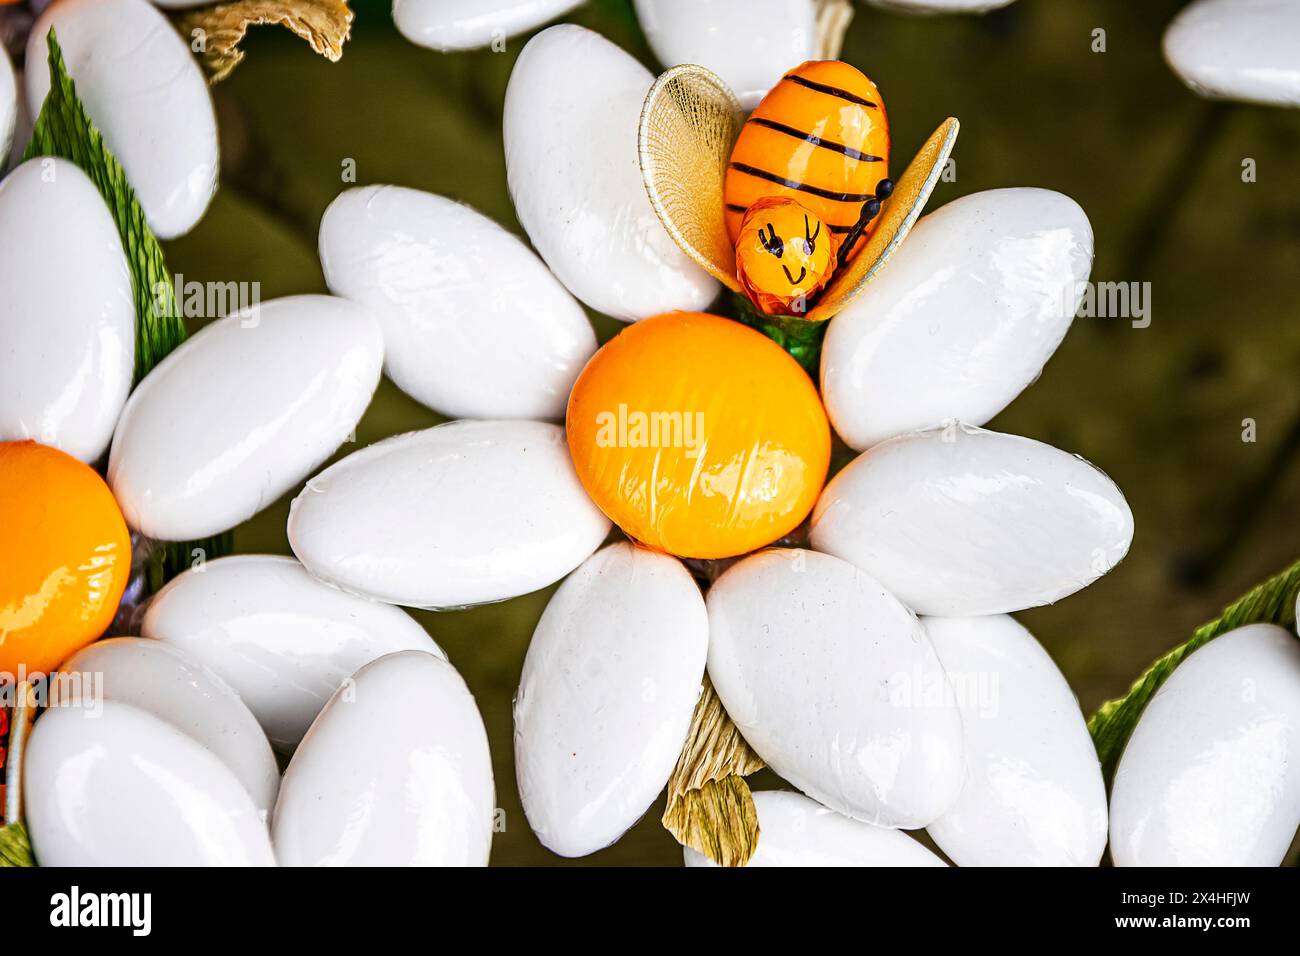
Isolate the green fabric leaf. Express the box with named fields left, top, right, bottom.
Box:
left=23, top=30, right=185, bottom=386
left=23, top=30, right=233, bottom=586
left=0, top=822, right=35, bottom=868
left=1089, top=556, right=1300, bottom=785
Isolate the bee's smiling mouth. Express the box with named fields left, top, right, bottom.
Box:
left=782, top=264, right=807, bottom=286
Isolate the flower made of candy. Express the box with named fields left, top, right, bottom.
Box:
left=287, top=22, right=1134, bottom=865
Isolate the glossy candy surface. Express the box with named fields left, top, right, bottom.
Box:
left=811, top=425, right=1134, bottom=616
left=0, top=441, right=130, bottom=677
left=735, top=197, right=839, bottom=315
left=504, top=25, right=718, bottom=321
left=27, top=0, right=219, bottom=239
left=0, top=45, right=14, bottom=166
left=289, top=420, right=610, bottom=608
left=0, top=158, right=133, bottom=462
left=706, top=549, right=964, bottom=827
left=567, top=312, right=831, bottom=559
left=1109, top=623, right=1300, bottom=866
left=319, top=185, right=595, bottom=420
left=109, top=295, right=383, bottom=541
left=515, top=543, right=708, bottom=857
left=684, top=791, right=948, bottom=867
left=724, top=60, right=890, bottom=255
left=1163, top=0, right=1300, bottom=107
left=821, top=188, right=1093, bottom=450
left=393, top=0, right=586, bottom=51
left=273, top=650, right=495, bottom=866
left=25, top=702, right=276, bottom=866
left=55, top=638, right=280, bottom=817
left=634, top=0, right=817, bottom=109
left=142, top=554, right=445, bottom=751
left=924, top=615, right=1108, bottom=866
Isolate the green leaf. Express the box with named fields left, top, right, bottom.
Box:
left=23, top=30, right=185, bottom=386
left=1089, top=556, right=1300, bottom=785
left=727, top=291, right=827, bottom=377
left=23, top=31, right=233, bottom=586
left=0, top=822, right=35, bottom=868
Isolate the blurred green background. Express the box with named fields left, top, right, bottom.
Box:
left=159, top=0, right=1300, bottom=865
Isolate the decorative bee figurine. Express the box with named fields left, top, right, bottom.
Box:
left=727, top=61, right=894, bottom=316
left=638, top=58, right=958, bottom=333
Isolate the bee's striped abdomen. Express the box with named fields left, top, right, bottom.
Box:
left=725, top=61, right=891, bottom=253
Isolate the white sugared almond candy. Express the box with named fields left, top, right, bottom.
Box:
left=54, top=638, right=280, bottom=818
left=273, top=651, right=495, bottom=866
left=0, top=45, right=15, bottom=167
left=392, top=0, right=586, bottom=51
left=632, top=0, right=816, bottom=108
left=504, top=24, right=718, bottom=321
left=109, top=295, right=383, bottom=541
left=821, top=188, right=1092, bottom=450
left=25, top=702, right=275, bottom=866
left=865, top=0, right=1017, bottom=12
left=923, top=615, right=1108, bottom=866
left=811, top=425, right=1134, bottom=616
left=1163, top=0, right=1300, bottom=107
left=288, top=419, right=610, bottom=609
left=141, top=555, right=445, bottom=752
left=515, top=543, right=708, bottom=857
left=1109, top=623, right=1300, bottom=866
left=0, top=158, right=132, bottom=462
left=685, top=791, right=949, bottom=867
left=320, top=185, right=595, bottom=420
left=27, top=0, right=219, bottom=238
left=706, top=548, right=964, bottom=829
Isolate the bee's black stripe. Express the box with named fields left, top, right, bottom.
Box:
left=783, top=74, right=878, bottom=109
left=749, top=118, right=883, bottom=162
left=728, top=162, right=872, bottom=203
left=729, top=203, right=855, bottom=234
left=828, top=224, right=854, bottom=234
left=726, top=203, right=747, bottom=214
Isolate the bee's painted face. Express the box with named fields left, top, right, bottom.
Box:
left=735, top=197, right=837, bottom=315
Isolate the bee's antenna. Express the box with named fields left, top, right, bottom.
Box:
left=837, top=178, right=894, bottom=269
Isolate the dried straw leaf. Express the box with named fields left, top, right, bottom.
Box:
left=183, top=0, right=353, bottom=83
left=639, top=64, right=745, bottom=294
left=4, top=682, right=36, bottom=827
left=662, top=676, right=765, bottom=867
left=806, top=117, right=959, bottom=323
left=814, top=0, right=854, bottom=60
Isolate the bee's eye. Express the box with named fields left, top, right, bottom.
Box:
left=803, top=216, right=820, bottom=256
left=760, top=224, right=784, bottom=258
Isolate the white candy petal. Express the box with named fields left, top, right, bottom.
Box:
left=25, top=702, right=276, bottom=866
left=684, top=791, right=948, bottom=867
left=924, top=615, right=1107, bottom=866
left=54, top=638, right=280, bottom=818
left=141, top=554, right=445, bottom=752
left=273, top=650, right=495, bottom=866
left=864, top=0, right=1017, bottom=12
left=1164, top=0, right=1300, bottom=107
left=0, top=45, right=14, bottom=168
left=707, top=549, right=964, bottom=828
left=504, top=25, right=718, bottom=321
left=27, top=0, right=219, bottom=238
left=811, top=425, right=1134, bottom=616
left=633, top=0, right=815, bottom=108
left=393, top=0, right=587, bottom=50
left=1110, top=623, right=1300, bottom=866
left=288, top=419, right=611, bottom=608
left=109, top=295, right=383, bottom=541
left=515, top=543, right=707, bottom=857
left=320, top=185, right=595, bottom=419
left=0, top=159, right=132, bottom=462
left=822, top=188, right=1092, bottom=450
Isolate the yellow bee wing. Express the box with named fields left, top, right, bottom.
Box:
left=639, top=64, right=746, bottom=295
left=807, top=117, right=960, bottom=323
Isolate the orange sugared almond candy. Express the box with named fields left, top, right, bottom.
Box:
left=0, top=441, right=131, bottom=677
left=566, top=312, right=831, bottom=559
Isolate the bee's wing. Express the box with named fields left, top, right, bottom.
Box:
left=808, top=117, right=960, bottom=324
left=639, top=65, right=745, bottom=295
